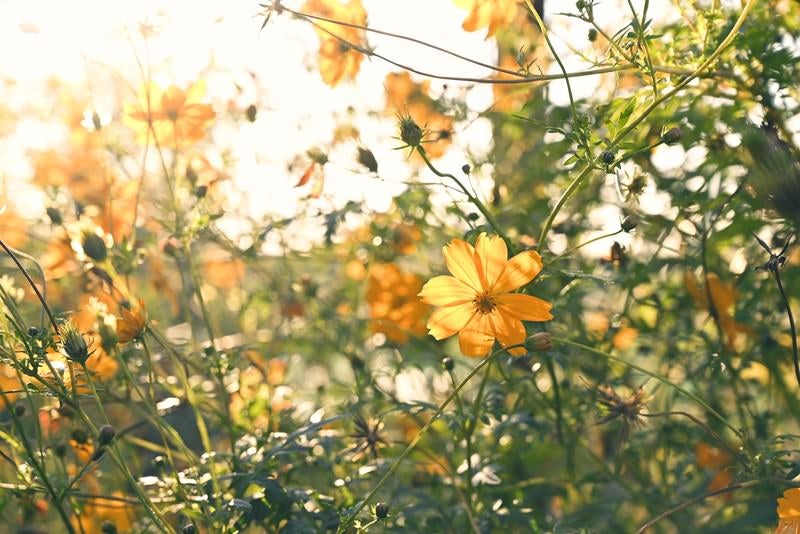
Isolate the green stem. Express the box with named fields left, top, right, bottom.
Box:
left=552, top=336, right=740, bottom=437
left=338, top=346, right=520, bottom=532
left=418, top=148, right=508, bottom=243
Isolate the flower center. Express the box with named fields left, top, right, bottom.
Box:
left=473, top=293, right=496, bottom=315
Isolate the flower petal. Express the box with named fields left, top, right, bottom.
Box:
left=427, top=303, right=474, bottom=340
left=419, top=275, right=475, bottom=307
left=495, top=293, right=552, bottom=321
left=442, top=239, right=485, bottom=291
left=489, top=311, right=526, bottom=356
left=493, top=249, right=543, bottom=294
left=458, top=313, right=495, bottom=357
left=475, top=233, right=508, bottom=290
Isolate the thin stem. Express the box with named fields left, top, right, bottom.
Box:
left=417, top=148, right=508, bottom=243
left=545, top=357, right=564, bottom=444
left=643, top=412, right=747, bottom=468
left=636, top=480, right=762, bottom=533
left=552, top=229, right=624, bottom=262
left=0, top=238, right=60, bottom=336
left=774, top=269, right=800, bottom=387
left=552, top=336, right=740, bottom=437
left=338, top=345, right=521, bottom=532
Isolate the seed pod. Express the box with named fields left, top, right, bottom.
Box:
left=357, top=147, right=378, bottom=173
left=245, top=104, right=257, bottom=123
left=621, top=215, right=638, bottom=232
left=441, top=356, right=454, bottom=372
left=81, top=232, right=108, bottom=262
left=601, top=150, right=615, bottom=165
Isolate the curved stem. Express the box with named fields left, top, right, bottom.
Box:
left=774, top=269, right=800, bottom=387
left=636, top=480, right=761, bottom=533
left=418, top=148, right=508, bottom=242
left=552, top=336, right=741, bottom=438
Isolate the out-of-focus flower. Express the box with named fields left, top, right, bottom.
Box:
left=0, top=364, right=24, bottom=407
left=117, top=298, right=147, bottom=343
left=366, top=263, right=428, bottom=343
left=777, top=487, right=800, bottom=533
left=454, top=0, right=522, bottom=38
left=685, top=271, right=750, bottom=349
left=491, top=50, right=538, bottom=113
left=31, top=149, right=110, bottom=205
left=304, top=0, right=367, bottom=86
left=419, top=233, right=551, bottom=357
left=201, top=256, right=245, bottom=290
left=390, top=224, right=421, bottom=255
left=696, top=442, right=733, bottom=497
left=385, top=72, right=453, bottom=159
left=123, top=81, right=215, bottom=147
left=71, top=492, right=134, bottom=534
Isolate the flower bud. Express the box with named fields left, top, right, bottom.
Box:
left=101, top=521, right=117, bottom=534
left=357, top=147, right=378, bottom=173
left=588, top=28, right=598, bottom=41
left=27, top=326, right=39, bottom=337
left=525, top=332, right=553, bottom=352
left=245, top=104, right=257, bottom=123
left=375, top=502, right=389, bottom=519
left=662, top=127, right=682, bottom=146
left=91, top=447, right=106, bottom=462
left=98, top=424, right=116, bottom=446
left=70, top=428, right=89, bottom=445
left=399, top=115, right=423, bottom=147
left=13, top=402, right=25, bottom=417
left=621, top=215, right=638, bottom=232
left=601, top=150, right=615, bottom=165
left=441, top=356, right=454, bottom=372
left=182, top=525, right=196, bottom=534
left=81, top=232, right=108, bottom=262
left=46, top=207, right=63, bottom=225
left=61, top=322, right=90, bottom=364
left=461, top=164, right=471, bottom=175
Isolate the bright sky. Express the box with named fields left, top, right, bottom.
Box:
left=0, top=0, right=728, bottom=255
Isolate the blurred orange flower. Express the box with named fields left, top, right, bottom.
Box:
left=455, top=0, right=521, bottom=38
left=0, top=363, right=24, bottom=406
left=124, top=81, right=215, bottom=147
left=366, top=263, right=428, bottom=343
left=685, top=271, right=750, bottom=349
left=32, top=149, right=110, bottom=205
left=778, top=488, right=800, bottom=533
left=72, top=492, right=134, bottom=534
left=419, top=233, right=551, bottom=357
left=385, top=72, right=454, bottom=159
left=304, top=0, right=367, bottom=86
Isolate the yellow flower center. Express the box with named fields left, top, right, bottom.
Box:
left=473, top=293, right=496, bottom=315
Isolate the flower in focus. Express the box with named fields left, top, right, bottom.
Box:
left=366, top=263, right=428, bottom=343
left=123, top=81, right=215, bottom=147
left=304, top=0, right=367, bottom=86
left=116, top=298, right=147, bottom=344
left=777, top=488, right=800, bottom=533
left=419, top=233, right=552, bottom=357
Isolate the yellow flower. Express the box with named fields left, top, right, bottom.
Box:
left=684, top=271, right=750, bottom=349
left=123, top=81, right=215, bottom=147
left=777, top=488, right=800, bottom=533
left=304, top=0, right=367, bottom=86
left=116, top=298, right=147, bottom=344
left=419, top=233, right=552, bottom=357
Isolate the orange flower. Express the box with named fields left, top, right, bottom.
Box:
left=455, top=0, right=521, bottom=38
left=419, top=233, right=552, bottom=357
left=304, top=0, right=367, bottom=86
left=116, top=298, right=147, bottom=344
left=685, top=271, right=750, bottom=349
left=366, top=263, right=429, bottom=343
left=777, top=488, right=800, bottom=533
left=123, top=81, right=215, bottom=147
left=72, top=492, right=134, bottom=534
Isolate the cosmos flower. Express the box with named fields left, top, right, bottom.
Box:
left=419, top=233, right=551, bottom=357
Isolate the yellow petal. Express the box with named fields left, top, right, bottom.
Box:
left=493, top=249, right=543, bottom=294
left=779, top=488, right=800, bottom=519
left=458, top=313, right=494, bottom=357
left=495, top=293, right=552, bottom=321
left=475, top=233, right=507, bottom=290
left=489, top=310, right=526, bottom=355
left=443, top=239, right=485, bottom=292
left=427, top=303, right=474, bottom=340
left=419, top=275, right=475, bottom=307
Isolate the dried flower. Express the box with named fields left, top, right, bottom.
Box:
left=595, top=384, right=651, bottom=437
left=348, top=414, right=388, bottom=461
